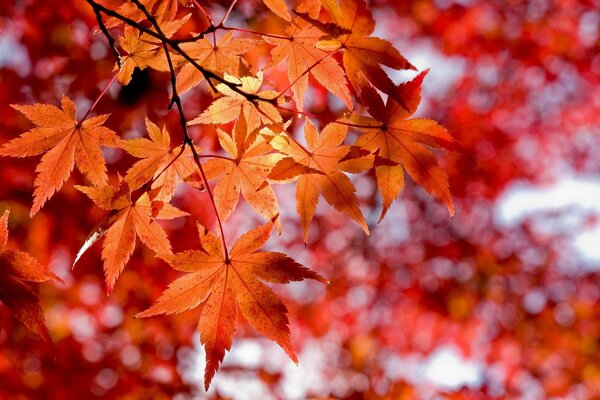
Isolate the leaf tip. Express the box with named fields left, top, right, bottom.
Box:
left=29, top=207, right=39, bottom=218
left=51, top=272, right=65, bottom=285
left=105, top=282, right=114, bottom=296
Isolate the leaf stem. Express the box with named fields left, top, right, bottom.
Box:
left=332, top=120, right=381, bottom=129
left=255, top=105, right=312, bottom=156
left=219, top=26, right=289, bottom=40
left=276, top=105, right=318, bottom=118
left=144, top=143, right=187, bottom=191
left=196, top=154, right=234, bottom=161
left=274, top=48, right=341, bottom=102
left=219, top=0, right=238, bottom=26
left=191, top=0, right=214, bottom=26
left=92, top=5, right=121, bottom=68
left=80, top=71, right=119, bottom=122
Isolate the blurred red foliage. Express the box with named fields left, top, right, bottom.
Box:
left=1, top=0, right=600, bottom=398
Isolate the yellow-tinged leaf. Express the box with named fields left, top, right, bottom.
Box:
left=202, top=116, right=283, bottom=230
left=263, top=0, right=292, bottom=21
left=117, top=16, right=189, bottom=85
left=177, top=32, right=259, bottom=94
left=122, top=118, right=198, bottom=203
left=103, top=0, right=180, bottom=30
left=265, top=18, right=352, bottom=110
left=188, top=72, right=282, bottom=133
left=268, top=157, right=323, bottom=182
left=269, top=120, right=369, bottom=242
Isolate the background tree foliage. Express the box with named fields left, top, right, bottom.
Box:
left=1, top=0, right=600, bottom=399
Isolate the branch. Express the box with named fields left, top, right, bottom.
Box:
left=86, top=0, right=275, bottom=106
left=128, top=0, right=231, bottom=262
left=80, top=71, right=119, bottom=122
left=92, top=5, right=121, bottom=68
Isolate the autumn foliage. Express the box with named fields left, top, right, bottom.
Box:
left=1, top=0, right=454, bottom=391
left=2, top=0, right=600, bottom=398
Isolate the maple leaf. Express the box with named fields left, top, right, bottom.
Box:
left=188, top=72, right=283, bottom=133
left=103, top=0, right=180, bottom=30
left=265, top=18, right=352, bottom=111
left=317, top=0, right=415, bottom=108
left=268, top=120, right=369, bottom=242
left=263, top=0, right=292, bottom=21
left=1, top=96, right=120, bottom=216
left=121, top=118, right=198, bottom=203
left=0, top=210, right=63, bottom=342
left=202, top=116, right=283, bottom=230
left=137, top=221, right=327, bottom=389
left=350, top=71, right=455, bottom=220
left=177, top=32, right=259, bottom=94
left=75, top=182, right=188, bottom=293
left=117, top=15, right=190, bottom=85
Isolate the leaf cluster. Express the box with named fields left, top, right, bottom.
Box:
left=1, top=0, right=456, bottom=389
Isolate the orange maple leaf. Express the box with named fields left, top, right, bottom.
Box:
left=268, top=120, right=369, bottom=242
left=0, top=210, right=63, bottom=342
left=103, top=0, right=180, bottom=30
left=1, top=96, right=120, bottom=216
left=318, top=0, right=415, bottom=107
left=75, top=183, right=188, bottom=293
left=265, top=18, right=352, bottom=111
left=117, top=15, right=189, bottom=85
left=187, top=72, right=282, bottom=133
left=202, top=116, right=283, bottom=230
left=262, top=0, right=292, bottom=21
left=350, top=71, right=455, bottom=220
left=177, top=31, right=259, bottom=94
left=121, top=118, right=198, bottom=203
left=137, top=221, right=327, bottom=389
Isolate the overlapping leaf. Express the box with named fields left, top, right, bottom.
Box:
left=75, top=182, right=188, bottom=293
left=121, top=118, right=198, bottom=203
left=188, top=72, right=282, bottom=133
left=318, top=0, right=415, bottom=107
left=103, top=0, right=179, bottom=30
left=265, top=18, right=352, bottom=110
left=268, top=120, right=369, bottom=241
left=263, top=0, right=292, bottom=21
left=202, top=116, right=282, bottom=230
left=137, top=221, right=327, bottom=389
left=350, top=71, right=455, bottom=220
left=117, top=15, right=189, bottom=85
left=1, top=96, right=119, bottom=216
left=177, top=32, right=259, bottom=94
left=0, top=210, right=62, bottom=342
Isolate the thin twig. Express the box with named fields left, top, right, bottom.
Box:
left=92, top=6, right=122, bottom=68
left=86, top=0, right=267, bottom=103
left=191, top=0, right=214, bottom=27
left=219, top=0, right=238, bottom=26
left=81, top=71, right=119, bottom=122
left=274, top=49, right=341, bottom=101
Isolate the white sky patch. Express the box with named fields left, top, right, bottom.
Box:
left=423, top=346, right=483, bottom=390
left=389, top=38, right=467, bottom=107
left=0, top=23, right=31, bottom=76
left=495, top=177, right=600, bottom=266
left=183, top=335, right=339, bottom=400
left=384, top=345, right=483, bottom=393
